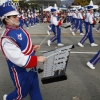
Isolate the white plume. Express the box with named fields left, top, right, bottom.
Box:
left=54, top=4, right=58, bottom=10
left=89, top=0, right=93, bottom=6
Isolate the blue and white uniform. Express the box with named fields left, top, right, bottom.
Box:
left=50, top=15, right=62, bottom=44
left=22, top=13, right=29, bottom=28
left=28, top=12, right=33, bottom=26
left=1, top=26, right=42, bottom=100
left=79, top=12, right=95, bottom=44
left=77, top=10, right=83, bottom=34
left=71, top=11, right=78, bottom=30
left=35, top=13, right=39, bottom=24
left=78, top=5, right=98, bottom=47
left=18, top=14, right=23, bottom=28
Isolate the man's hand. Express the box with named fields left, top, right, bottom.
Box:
left=34, top=45, right=40, bottom=51
left=37, top=56, right=47, bottom=62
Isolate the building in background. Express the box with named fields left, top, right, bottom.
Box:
left=22, top=0, right=61, bottom=9
left=61, top=0, right=74, bottom=6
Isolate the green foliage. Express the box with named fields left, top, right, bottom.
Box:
left=19, top=0, right=39, bottom=8
left=73, top=0, right=98, bottom=6
left=19, top=1, right=29, bottom=8
left=73, top=0, right=90, bottom=6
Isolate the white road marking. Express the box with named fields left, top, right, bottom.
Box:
left=38, top=51, right=97, bottom=54
left=70, top=52, right=97, bottom=54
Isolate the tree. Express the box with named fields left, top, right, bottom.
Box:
left=19, top=1, right=29, bottom=8
left=73, top=0, right=90, bottom=6
left=19, top=0, right=39, bottom=9
left=72, top=0, right=100, bottom=6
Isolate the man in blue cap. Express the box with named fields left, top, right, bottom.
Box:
left=78, top=5, right=98, bottom=47
left=0, top=1, right=46, bottom=100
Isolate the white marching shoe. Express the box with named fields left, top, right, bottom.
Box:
left=96, top=29, right=99, bottom=32
left=87, top=62, right=95, bottom=69
left=78, top=42, right=84, bottom=47
left=91, top=43, right=98, bottom=47
left=58, top=43, right=64, bottom=46
left=80, top=33, right=84, bottom=35
left=3, top=94, right=7, bottom=100
left=70, top=27, right=72, bottom=31
left=47, top=40, right=51, bottom=46
left=48, top=26, right=51, bottom=30
left=27, top=27, right=29, bottom=29
left=72, top=32, right=75, bottom=36
left=93, top=27, right=95, bottom=29
left=47, top=31, right=50, bottom=35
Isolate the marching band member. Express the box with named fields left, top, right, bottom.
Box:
left=30, top=12, right=34, bottom=27
left=47, top=10, right=60, bottom=35
left=18, top=11, right=23, bottom=28
left=0, top=1, right=46, bottom=100
left=70, top=9, right=74, bottom=31
left=22, top=12, right=29, bottom=29
left=72, top=8, right=84, bottom=35
left=47, top=8, right=64, bottom=46
left=71, top=8, right=78, bottom=35
left=78, top=5, right=98, bottom=47
left=87, top=50, right=100, bottom=69
left=28, top=12, right=34, bottom=27
left=35, top=12, right=39, bottom=24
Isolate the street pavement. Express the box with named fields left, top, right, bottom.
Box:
left=0, top=23, right=100, bottom=100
